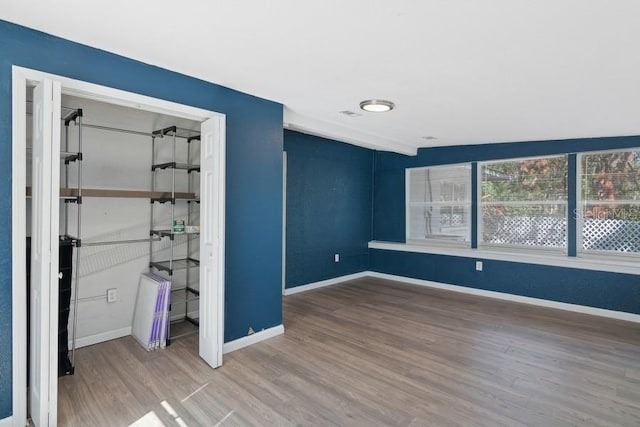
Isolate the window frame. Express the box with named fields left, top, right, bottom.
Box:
left=405, top=163, right=472, bottom=247
left=577, top=147, right=640, bottom=258
left=402, top=149, right=640, bottom=263
left=478, top=154, right=569, bottom=254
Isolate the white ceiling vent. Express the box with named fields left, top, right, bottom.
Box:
left=339, top=110, right=361, bottom=117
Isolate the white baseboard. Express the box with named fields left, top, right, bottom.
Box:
left=0, top=416, right=13, bottom=427
left=284, top=269, right=640, bottom=324
left=70, top=311, right=200, bottom=350
left=70, top=326, right=132, bottom=349
left=367, top=271, right=640, bottom=324
left=283, top=272, right=368, bottom=295
left=223, top=324, right=284, bottom=354
left=72, top=322, right=284, bottom=355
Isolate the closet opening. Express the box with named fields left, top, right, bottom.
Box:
left=13, top=67, right=226, bottom=427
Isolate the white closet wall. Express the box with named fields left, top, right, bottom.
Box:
left=33, top=95, right=200, bottom=347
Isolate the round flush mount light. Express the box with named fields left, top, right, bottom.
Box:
left=359, top=99, right=395, bottom=113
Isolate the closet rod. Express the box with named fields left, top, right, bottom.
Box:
left=82, top=237, right=161, bottom=247
left=27, top=111, right=157, bottom=137
left=81, top=123, right=155, bottom=137
left=76, top=123, right=200, bottom=139
left=27, top=111, right=199, bottom=139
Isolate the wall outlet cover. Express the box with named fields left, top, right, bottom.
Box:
left=475, top=261, right=483, bottom=271
left=107, top=288, right=117, bottom=303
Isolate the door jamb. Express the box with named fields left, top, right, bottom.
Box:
left=11, top=65, right=28, bottom=427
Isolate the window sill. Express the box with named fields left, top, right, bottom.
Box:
left=368, top=241, right=640, bottom=275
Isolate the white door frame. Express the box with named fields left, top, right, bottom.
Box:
left=29, top=78, right=62, bottom=427
left=11, top=66, right=226, bottom=426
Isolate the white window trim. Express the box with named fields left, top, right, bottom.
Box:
left=405, top=163, right=472, bottom=244
left=476, top=161, right=482, bottom=247
left=480, top=152, right=569, bottom=165
left=478, top=242, right=567, bottom=255
left=405, top=168, right=410, bottom=242
left=577, top=152, right=585, bottom=253
left=478, top=154, right=569, bottom=250
left=577, top=148, right=640, bottom=258
left=406, top=238, right=471, bottom=249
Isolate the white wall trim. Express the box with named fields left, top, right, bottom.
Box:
left=0, top=416, right=14, bottom=427
left=73, top=322, right=285, bottom=356
left=282, top=270, right=640, bottom=324
left=369, top=241, right=640, bottom=276
left=11, top=66, right=28, bottom=427
left=70, top=327, right=131, bottom=350
left=368, top=272, right=640, bottom=324
left=283, top=109, right=417, bottom=156
left=223, top=325, right=285, bottom=354
left=14, top=66, right=221, bottom=122
left=283, top=272, right=369, bottom=296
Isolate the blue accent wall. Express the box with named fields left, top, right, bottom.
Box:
left=0, top=20, right=283, bottom=417
left=373, top=168, right=406, bottom=242
left=284, top=131, right=372, bottom=288
left=370, top=249, right=640, bottom=314
left=373, top=136, right=640, bottom=316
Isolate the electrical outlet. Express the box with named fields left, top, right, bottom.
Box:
left=334, top=253, right=340, bottom=263
left=107, top=288, right=117, bottom=303
left=475, top=261, right=483, bottom=271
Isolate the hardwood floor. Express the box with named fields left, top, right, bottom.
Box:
left=58, top=277, right=640, bottom=426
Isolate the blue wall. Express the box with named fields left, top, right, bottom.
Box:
left=284, top=131, right=372, bottom=288
left=373, top=136, right=640, bottom=315
left=370, top=250, right=640, bottom=314
left=0, top=20, right=283, bottom=417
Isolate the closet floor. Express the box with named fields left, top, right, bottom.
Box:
left=58, top=277, right=640, bottom=426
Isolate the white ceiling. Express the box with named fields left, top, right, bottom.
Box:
left=4, top=1, right=640, bottom=155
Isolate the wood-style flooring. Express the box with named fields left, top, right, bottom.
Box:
left=58, top=277, right=640, bottom=426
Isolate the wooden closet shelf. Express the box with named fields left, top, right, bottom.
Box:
left=26, top=187, right=197, bottom=200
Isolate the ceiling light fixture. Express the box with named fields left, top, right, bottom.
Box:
left=359, top=99, right=395, bottom=113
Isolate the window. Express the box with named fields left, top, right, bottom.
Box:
left=404, top=150, right=640, bottom=261
left=480, top=156, right=568, bottom=249
left=580, top=149, right=640, bottom=254
left=407, top=164, right=471, bottom=244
